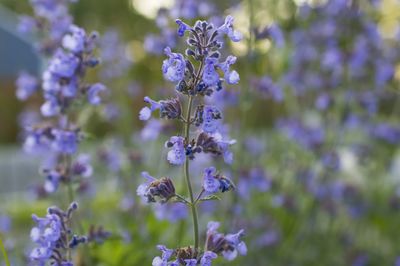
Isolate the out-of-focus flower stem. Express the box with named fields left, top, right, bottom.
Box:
left=0, top=234, right=10, bottom=266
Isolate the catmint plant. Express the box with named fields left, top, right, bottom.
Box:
left=138, top=15, right=246, bottom=264
left=16, top=1, right=109, bottom=264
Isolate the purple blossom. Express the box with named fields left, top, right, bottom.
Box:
left=152, top=245, right=174, bottom=266
left=162, top=47, right=186, bottom=83
left=87, top=83, right=106, bottom=105
left=48, top=49, right=79, bottom=78
left=137, top=171, right=157, bottom=202
left=175, top=19, right=192, bottom=37
left=203, top=57, right=220, bottom=86
left=218, top=15, right=243, bottom=42
left=202, top=106, right=221, bottom=133
left=62, top=25, right=86, bottom=53
left=218, top=56, right=239, bottom=84
left=15, top=72, right=39, bottom=101
left=203, top=167, right=220, bottom=193
left=223, top=230, right=247, bottom=260
left=139, top=96, right=162, bottom=121
left=165, top=136, right=186, bottom=165
left=200, top=251, right=218, bottom=266
left=52, top=129, right=78, bottom=154
left=202, top=167, right=234, bottom=194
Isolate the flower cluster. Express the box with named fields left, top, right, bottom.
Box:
left=29, top=202, right=86, bottom=265
left=138, top=15, right=245, bottom=265
left=144, top=0, right=217, bottom=55
left=41, top=25, right=105, bottom=116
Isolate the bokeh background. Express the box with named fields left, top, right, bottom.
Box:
left=1, top=0, right=400, bottom=265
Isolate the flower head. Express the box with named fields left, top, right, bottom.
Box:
left=218, top=15, right=243, bottom=42
left=162, top=47, right=186, bottom=83
left=165, top=136, right=186, bottom=165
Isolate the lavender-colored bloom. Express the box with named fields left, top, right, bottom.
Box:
left=218, top=56, right=239, bottom=84
left=165, top=136, right=186, bottom=165
left=200, top=251, right=218, bottom=266
left=137, top=171, right=157, bottom=201
left=62, top=25, right=86, bottom=53
left=139, top=96, right=162, bottom=121
left=203, top=57, right=220, bottom=86
left=214, top=133, right=236, bottom=164
left=152, top=245, right=174, bottom=266
left=202, top=106, right=221, bottom=133
left=41, top=97, right=60, bottom=117
left=48, top=49, right=79, bottom=78
left=185, top=259, right=197, bottom=266
left=71, top=154, right=93, bottom=177
left=218, top=15, right=243, bottom=42
left=206, top=221, right=246, bottom=261
left=222, top=230, right=247, bottom=261
left=203, top=167, right=220, bottom=193
left=30, top=203, right=82, bottom=265
left=87, top=83, right=106, bottom=105
left=162, top=47, right=186, bottom=83
left=16, top=72, right=39, bottom=101
left=175, top=19, right=192, bottom=37
left=52, top=129, right=78, bottom=154
left=44, top=170, right=61, bottom=193
left=267, top=23, right=285, bottom=47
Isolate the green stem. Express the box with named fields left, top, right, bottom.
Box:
left=0, top=234, right=10, bottom=266
left=184, top=96, right=199, bottom=256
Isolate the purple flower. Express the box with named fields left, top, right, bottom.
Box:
left=203, top=57, right=219, bottom=86
left=165, top=136, right=186, bottom=165
left=184, top=259, right=197, bottom=266
left=222, top=230, right=247, bottom=261
left=71, top=154, right=93, bottom=177
left=218, top=56, right=239, bottom=84
left=87, top=83, right=106, bottom=105
left=175, top=19, right=192, bottom=37
left=218, top=15, right=243, bottom=42
left=162, top=47, right=186, bottom=83
left=203, top=167, right=220, bottom=193
left=48, top=49, right=79, bottom=78
left=62, top=25, right=86, bottom=53
left=203, top=167, right=234, bottom=194
left=202, top=106, right=221, bottom=133
left=200, top=251, right=218, bottom=266
left=41, top=97, right=60, bottom=117
left=152, top=245, right=174, bottom=266
left=139, top=96, right=162, bottom=121
left=52, top=129, right=78, bottom=154
left=44, top=170, right=61, bottom=193
left=16, top=72, right=39, bottom=101
left=30, top=203, right=82, bottom=265
left=267, top=23, right=285, bottom=47
left=205, top=221, right=246, bottom=261
left=137, top=171, right=157, bottom=201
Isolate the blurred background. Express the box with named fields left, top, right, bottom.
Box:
left=1, top=0, right=400, bottom=265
